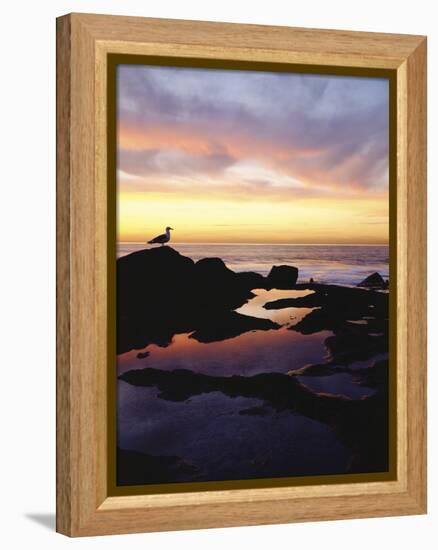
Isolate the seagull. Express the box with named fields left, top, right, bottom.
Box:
left=147, top=226, right=174, bottom=246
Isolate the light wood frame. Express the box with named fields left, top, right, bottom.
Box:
left=56, top=13, right=427, bottom=537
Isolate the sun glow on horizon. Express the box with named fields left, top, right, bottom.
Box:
left=116, top=66, right=389, bottom=245
left=118, top=191, right=388, bottom=245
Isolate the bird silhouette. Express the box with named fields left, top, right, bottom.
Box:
left=147, top=226, right=174, bottom=246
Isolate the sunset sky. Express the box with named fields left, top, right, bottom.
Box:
left=117, top=65, right=389, bottom=244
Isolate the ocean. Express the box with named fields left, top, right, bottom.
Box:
left=117, top=242, right=389, bottom=286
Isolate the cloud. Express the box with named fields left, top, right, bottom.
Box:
left=118, top=145, right=235, bottom=178
left=117, top=65, right=389, bottom=199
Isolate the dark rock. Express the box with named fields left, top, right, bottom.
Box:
left=119, top=367, right=343, bottom=407
left=263, top=283, right=390, bottom=374
left=136, top=351, right=150, bottom=359
left=239, top=405, right=271, bottom=416
left=266, top=265, right=298, bottom=289
left=292, top=307, right=351, bottom=334
left=351, top=359, right=389, bottom=388
left=325, top=331, right=387, bottom=364
left=193, top=257, right=254, bottom=310
left=117, top=448, right=200, bottom=485
left=266, top=284, right=387, bottom=312
left=189, top=311, right=279, bottom=344
left=116, top=246, right=276, bottom=354
left=290, top=363, right=344, bottom=377
left=117, top=246, right=195, bottom=320
left=236, top=271, right=266, bottom=290
left=264, top=292, right=320, bottom=311
left=264, top=284, right=388, bottom=336
left=290, top=358, right=389, bottom=390
left=195, top=257, right=231, bottom=277
left=357, top=272, right=386, bottom=288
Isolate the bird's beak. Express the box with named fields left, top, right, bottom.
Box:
left=170, top=227, right=174, bottom=230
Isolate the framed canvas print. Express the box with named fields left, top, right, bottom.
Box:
left=56, top=13, right=427, bottom=536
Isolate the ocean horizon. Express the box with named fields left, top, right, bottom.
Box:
left=117, top=242, right=389, bottom=287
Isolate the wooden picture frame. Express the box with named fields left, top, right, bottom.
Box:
left=56, top=13, right=427, bottom=537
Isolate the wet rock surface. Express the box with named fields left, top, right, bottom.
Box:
left=264, top=283, right=389, bottom=365
left=119, top=361, right=389, bottom=474
left=117, top=246, right=298, bottom=353
left=117, top=448, right=200, bottom=485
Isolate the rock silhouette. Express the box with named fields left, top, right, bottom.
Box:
left=117, top=246, right=297, bottom=353
left=264, top=283, right=388, bottom=335
left=266, top=265, right=299, bottom=289
left=357, top=271, right=388, bottom=289
left=263, top=282, right=389, bottom=371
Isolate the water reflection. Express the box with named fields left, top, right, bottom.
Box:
left=117, top=282, right=386, bottom=484
left=298, top=373, right=375, bottom=400
left=236, top=288, right=315, bottom=325
left=117, top=383, right=351, bottom=481
left=118, top=326, right=333, bottom=377
left=117, top=288, right=329, bottom=377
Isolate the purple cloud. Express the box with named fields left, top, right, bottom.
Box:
left=117, top=64, right=389, bottom=197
